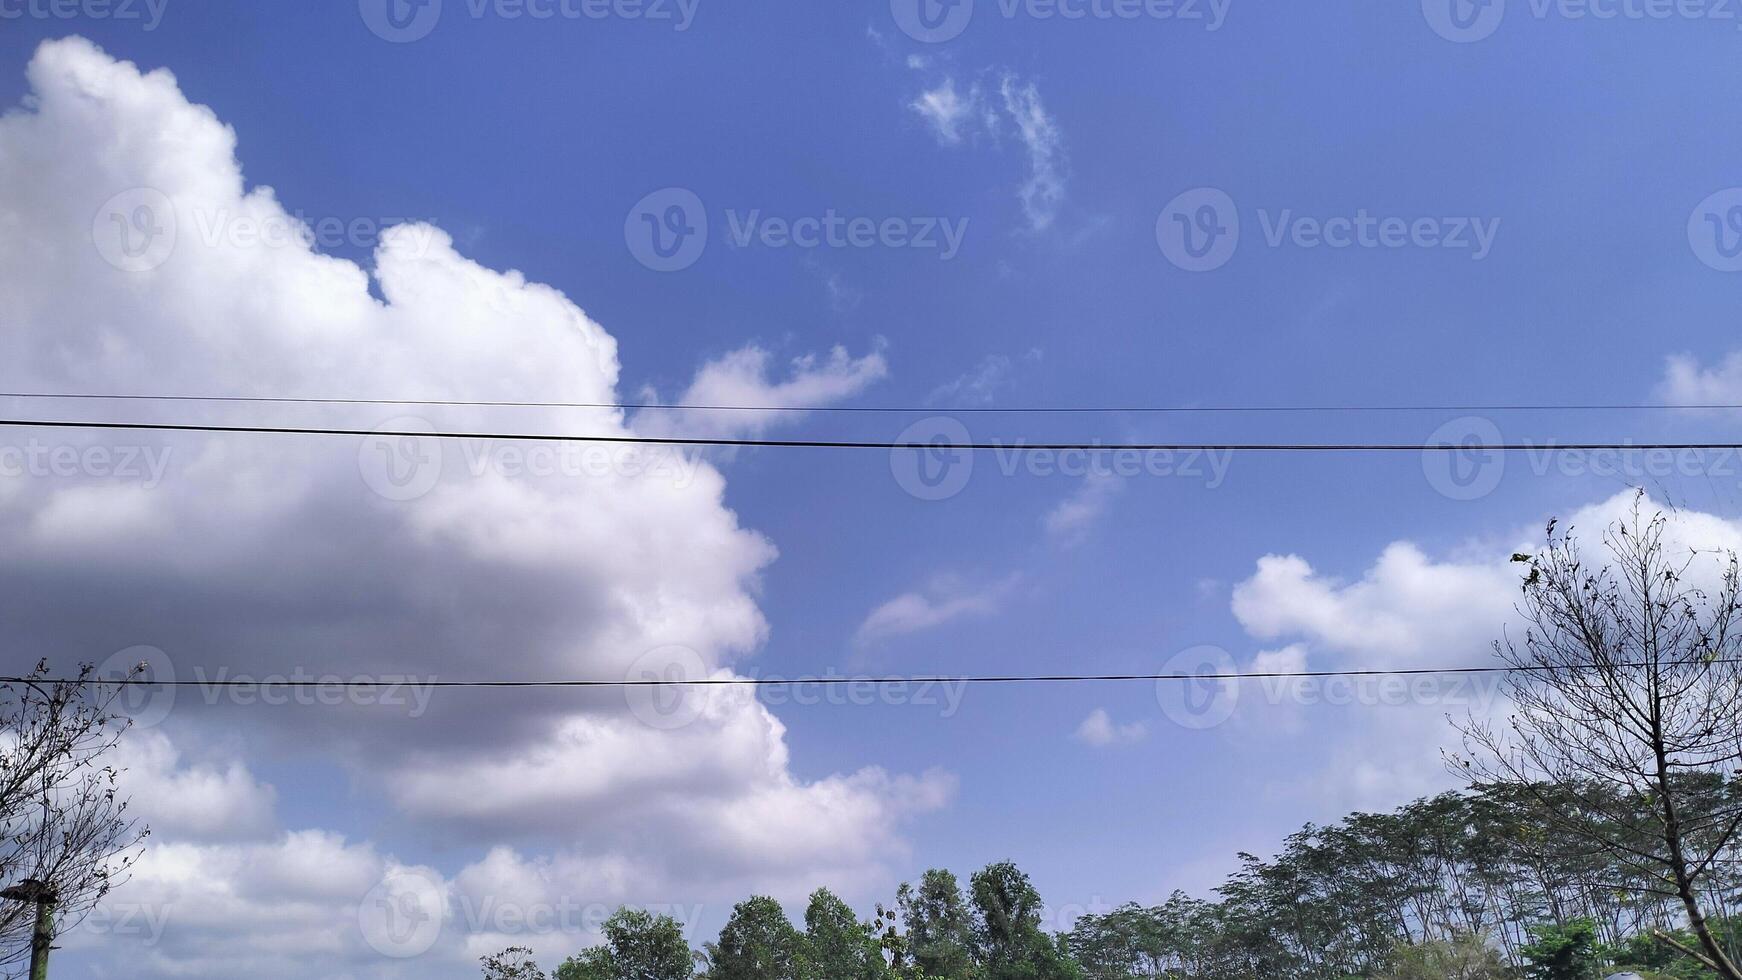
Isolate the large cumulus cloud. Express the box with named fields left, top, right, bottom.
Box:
left=0, top=37, right=946, bottom=978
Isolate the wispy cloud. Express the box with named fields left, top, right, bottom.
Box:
left=855, top=575, right=1015, bottom=647
left=999, top=75, right=1069, bottom=233
left=928, top=349, right=1041, bottom=406
left=1660, top=351, right=1742, bottom=405
left=1044, top=473, right=1123, bottom=547
left=639, top=342, right=888, bottom=439
left=1075, top=708, right=1149, bottom=747
left=910, top=77, right=992, bottom=145
left=904, top=64, right=1071, bottom=233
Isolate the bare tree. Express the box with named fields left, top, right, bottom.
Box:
left=1454, top=494, right=1742, bottom=979
left=0, top=659, right=149, bottom=973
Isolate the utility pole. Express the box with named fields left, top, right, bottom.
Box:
left=1, top=879, right=57, bottom=980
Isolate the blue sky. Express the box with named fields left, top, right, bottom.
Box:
left=7, top=1, right=1742, bottom=976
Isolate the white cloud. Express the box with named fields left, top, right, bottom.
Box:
left=0, top=38, right=944, bottom=977
left=1660, top=351, right=1742, bottom=404
left=928, top=349, right=1040, bottom=406
left=1074, top=708, right=1148, bottom=747
left=854, top=575, right=1013, bottom=647
left=905, top=66, right=1069, bottom=232
left=113, top=731, right=279, bottom=843
left=910, top=77, right=989, bottom=145
left=1225, top=491, right=1742, bottom=814
left=639, top=343, right=887, bottom=439
left=999, top=75, right=1069, bottom=233
left=1044, top=473, right=1122, bottom=547
left=1231, top=543, right=1518, bottom=668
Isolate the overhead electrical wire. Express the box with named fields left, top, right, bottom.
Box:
left=0, top=390, right=1737, bottom=415
left=9, top=659, right=1739, bottom=690
left=0, top=417, right=1736, bottom=453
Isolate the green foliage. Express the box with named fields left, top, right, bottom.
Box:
left=557, top=908, right=694, bottom=980
left=706, top=895, right=811, bottom=980
left=1520, top=919, right=1600, bottom=980
left=482, top=946, right=549, bottom=980
left=806, top=887, right=890, bottom=980
left=1610, top=928, right=1717, bottom=980
left=899, top=870, right=977, bottom=979
left=553, top=948, right=615, bottom=980
left=1383, top=933, right=1510, bottom=980
left=969, top=861, right=1081, bottom=980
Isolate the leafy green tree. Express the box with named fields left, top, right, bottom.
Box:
left=553, top=948, right=614, bottom=980
left=1520, top=919, right=1601, bottom=980
left=968, top=862, right=1080, bottom=980
left=557, top=908, right=693, bottom=980
left=482, top=946, right=549, bottom=980
left=806, top=887, right=888, bottom=980
left=706, top=896, right=811, bottom=980
left=1384, top=933, right=1510, bottom=980
left=1613, top=928, right=1718, bottom=980
left=899, top=870, right=976, bottom=979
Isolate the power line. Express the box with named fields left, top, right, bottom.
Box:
left=1, top=417, right=1740, bottom=453
left=0, top=391, right=1737, bottom=415
left=14, top=658, right=1741, bottom=690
